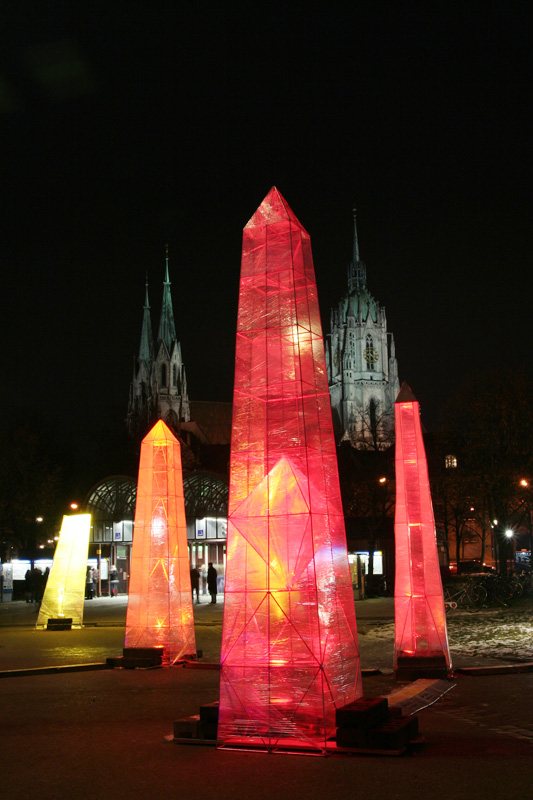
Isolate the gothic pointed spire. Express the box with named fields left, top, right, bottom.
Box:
left=138, top=274, right=153, bottom=365
left=352, top=207, right=360, bottom=264
left=348, top=207, right=367, bottom=292
left=157, top=245, right=177, bottom=354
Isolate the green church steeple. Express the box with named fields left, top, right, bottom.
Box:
left=157, top=245, right=177, bottom=354
left=138, top=275, right=153, bottom=366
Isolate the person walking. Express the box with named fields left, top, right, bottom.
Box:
left=92, top=566, right=100, bottom=597
left=31, top=567, right=42, bottom=604
left=109, top=564, right=119, bottom=597
left=207, top=562, right=217, bottom=604
left=190, top=567, right=200, bottom=603
left=86, top=566, right=94, bottom=599
left=24, top=568, right=32, bottom=603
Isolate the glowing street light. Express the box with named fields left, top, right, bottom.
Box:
left=505, top=529, right=514, bottom=539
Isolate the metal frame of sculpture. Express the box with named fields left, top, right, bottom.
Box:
left=218, top=187, right=362, bottom=754
left=125, top=420, right=196, bottom=665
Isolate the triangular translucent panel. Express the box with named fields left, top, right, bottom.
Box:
left=219, top=663, right=330, bottom=752
left=231, top=456, right=310, bottom=519
left=221, top=589, right=269, bottom=664
left=143, top=418, right=177, bottom=445
left=244, top=187, right=308, bottom=233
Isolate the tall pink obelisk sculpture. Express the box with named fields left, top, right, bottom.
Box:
left=394, top=383, right=451, bottom=679
left=218, top=187, right=362, bottom=754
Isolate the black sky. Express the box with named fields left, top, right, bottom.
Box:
left=1, top=1, right=531, bottom=435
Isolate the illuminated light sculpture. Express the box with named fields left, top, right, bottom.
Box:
left=36, top=513, right=91, bottom=629
left=394, top=383, right=451, bottom=678
left=218, top=187, right=362, bottom=754
left=125, top=419, right=196, bottom=665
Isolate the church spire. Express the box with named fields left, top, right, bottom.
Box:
left=138, top=274, right=153, bottom=365
left=348, top=208, right=367, bottom=292
left=352, top=206, right=360, bottom=264
left=157, top=245, right=177, bottom=354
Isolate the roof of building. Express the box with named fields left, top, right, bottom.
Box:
left=189, top=401, right=232, bottom=445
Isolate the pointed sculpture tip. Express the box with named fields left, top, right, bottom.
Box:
left=244, top=187, right=308, bottom=234
left=144, top=418, right=175, bottom=442
left=396, top=381, right=418, bottom=404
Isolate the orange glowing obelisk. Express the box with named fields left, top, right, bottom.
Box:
left=125, top=420, right=196, bottom=665
left=394, top=383, right=451, bottom=678
left=218, top=187, right=362, bottom=754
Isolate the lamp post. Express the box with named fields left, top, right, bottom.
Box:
left=505, top=529, right=514, bottom=573
left=519, top=479, right=532, bottom=577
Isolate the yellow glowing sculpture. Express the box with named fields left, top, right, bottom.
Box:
left=36, top=514, right=91, bottom=629
left=125, top=419, right=196, bottom=664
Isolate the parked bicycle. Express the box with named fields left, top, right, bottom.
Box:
left=473, top=573, right=516, bottom=606
left=444, top=579, right=487, bottom=611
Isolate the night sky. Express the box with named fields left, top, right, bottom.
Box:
left=2, top=2, right=531, bottom=436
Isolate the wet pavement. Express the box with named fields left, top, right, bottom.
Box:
left=0, top=594, right=513, bottom=672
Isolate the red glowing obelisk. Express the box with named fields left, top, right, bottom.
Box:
left=218, top=187, right=362, bottom=754
left=394, top=383, right=451, bottom=678
left=125, top=419, right=196, bottom=665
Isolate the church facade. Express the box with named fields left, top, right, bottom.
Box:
left=326, top=214, right=400, bottom=449
left=127, top=251, right=190, bottom=439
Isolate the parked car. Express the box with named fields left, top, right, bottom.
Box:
left=451, top=560, right=496, bottom=575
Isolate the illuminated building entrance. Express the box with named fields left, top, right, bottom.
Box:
left=84, top=471, right=229, bottom=596
left=183, top=472, right=229, bottom=596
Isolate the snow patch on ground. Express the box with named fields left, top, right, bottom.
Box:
left=358, top=600, right=533, bottom=662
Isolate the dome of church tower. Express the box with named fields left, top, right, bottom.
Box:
left=343, top=285, right=378, bottom=323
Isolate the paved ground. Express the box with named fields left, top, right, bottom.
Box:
left=1, top=595, right=532, bottom=800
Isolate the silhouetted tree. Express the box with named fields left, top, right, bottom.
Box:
left=438, top=368, right=533, bottom=572
left=0, top=419, right=62, bottom=561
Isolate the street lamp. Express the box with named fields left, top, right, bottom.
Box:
left=518, top=478, right=532, bottom=577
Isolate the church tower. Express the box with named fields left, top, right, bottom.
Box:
left=326, top=212, right=400, bottom=449
left=128, top=249, right=190, bottom=439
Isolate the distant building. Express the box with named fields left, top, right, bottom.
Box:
left=127, top=249, right=190, bottom=440
left=326, top=213, right=400, bottom=449
left=123, top=253, right=233, bottom=588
